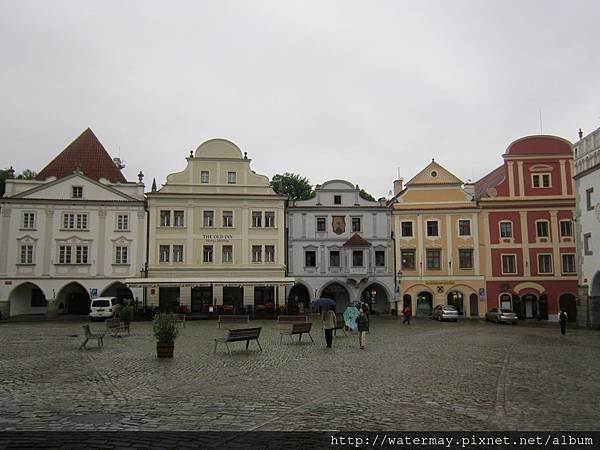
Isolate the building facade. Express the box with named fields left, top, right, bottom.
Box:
left=390, top=161, right=486, bottom=317
left=0, top=129, right=146, bottom=318
left=475, top=135, right=577, bottom=321
left=126, top=139, right=293, bottom=316
left=287, top=180, right=394, bottom=314
left=573, top=127, right=600, bottom=328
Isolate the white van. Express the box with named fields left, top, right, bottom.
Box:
left=89, top=297, right=121, bottom=321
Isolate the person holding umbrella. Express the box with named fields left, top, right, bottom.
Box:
left=321, top=305, right=337, bottom=348
left=355, top=307, right=369, bottom=349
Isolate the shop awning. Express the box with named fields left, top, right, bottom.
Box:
left=125, top=277, right=296, bottom=288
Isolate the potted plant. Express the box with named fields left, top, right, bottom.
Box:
left=119, top=304, right=134, bottom=325
left=153, top=313, right=179, bottom=358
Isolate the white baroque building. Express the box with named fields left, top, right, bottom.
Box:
left=574, top=127, right=600, bottom=328
left=0, top=129, right=146, bottom=318
left=287, top=180, right=395, bottom=314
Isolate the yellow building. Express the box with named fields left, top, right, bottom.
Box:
left=127, top=139, right=293, bottom=316
left=390, top=160, right=486, bottom=317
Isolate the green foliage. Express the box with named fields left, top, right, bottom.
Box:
left=1, top=167, right=37, bottom=196
left=359, top=189, right=376, bottom=201
left=17, top=169, right=37, bottom=180
left=152, top=314, right=179, bottom=342
left=270, top=172, right=314, bottom=201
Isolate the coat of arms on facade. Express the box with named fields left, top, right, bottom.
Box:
left=332, top=216, right=346, bottom=235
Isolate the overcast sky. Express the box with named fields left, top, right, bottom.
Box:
left=1, top=0, right=599, bottom=199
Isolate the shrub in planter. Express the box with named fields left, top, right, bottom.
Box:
left=153, top=314, right=179, bottom=358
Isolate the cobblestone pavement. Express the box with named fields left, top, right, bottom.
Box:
left=0, top=318, right=599, bottom=432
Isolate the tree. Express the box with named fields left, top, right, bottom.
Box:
left=358, top=188, right=376, bottom=201
left=17, top=169, right=37, bottom=180
left=270, top=173, right=314, bottom=201
left=1, top=167, right=37, bottom=197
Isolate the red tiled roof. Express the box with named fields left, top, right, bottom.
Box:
left=505, top=135, right=572, bottom=156
left=343, top=233, right=372, bottom=247
left=474, top=165, right=504, bottom=199
left=35, top=128, right=127, bottom=183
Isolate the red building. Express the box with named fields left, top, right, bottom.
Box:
left=475, top=135, right=578, bottom=321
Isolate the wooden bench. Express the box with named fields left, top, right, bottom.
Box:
left=333, top=319, right=347, bottom=336
left=280, top=322, right=314, bottom=344
left=217, top=314, right=249, bottom=328
left=214, top=327, right=262, bottom=354
left=80, top=324, right=106, bottom=349
left=105, top=318, right=130, bottom=337
left=277, top=315, right=309, bottom=324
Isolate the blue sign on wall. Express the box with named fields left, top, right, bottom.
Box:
left=479, top=288, right=485, bottom=298
left=90, top=288, right=98, bottom=299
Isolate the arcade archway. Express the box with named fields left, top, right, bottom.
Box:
left=416, top=291, right=433, bottom=317
left=288, top=283, right=311, bottom=314
left=559, top=293, right=577, bottom=323
left=57, top=282, right=90, bottom=315
left=320, top=282, right=350, bottom=313
left=360, top=283, right=389, bottom=314
left=9, top=282, right=47, bottom=317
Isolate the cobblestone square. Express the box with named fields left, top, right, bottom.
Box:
left=1, top=318, right=599, bottom=432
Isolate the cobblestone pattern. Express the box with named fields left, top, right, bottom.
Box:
left=0, top=318, right=599, bottom=431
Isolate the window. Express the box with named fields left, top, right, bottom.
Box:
left=265, top=211, right=275, bottom=227
left=329, top=250, right=340, bottom=267
left=75, top=245, right=88, bottom=264
left=203, top=245, right=213, bottom=263
left=227, top=172, right=237, bottom=184
left=586, top=187, right=594, bottom=211
left=401, top=221, right=413, bottom=237
left=22, top=212, right=35, bottom=229
left=265, top=245, right=275, bottom=263
left=63, top=213, right=88, bottom=230
left=500, top=293, right=512, bottom=310
left=400, top=249, right=416, bottom=270
left=59, top=245, right=72, bottom=264
left=562, top=254, right=575, bottom=274
left=351, top=217, right=361, bottom=232
left=251, top=245, right=262, bottom=263
left=532, top=173, right=551, bottom=188
left=20, top=245, right=33, bottom=264
left=159, top=245, right=170, bottom=263
left=252, top=211, right=262, bottom=227
left=536, top=221, right=549, bottom=238
left=584, top=233, right=593, bottom=255
left=560, top=220, right=572, bottom=237
left=222, top=211, right=233, bottom=227
left=426, top=249, right=441, bottom=270
left=458, top=220, right=471, bottom=236
left=173, top=211, right=184, bottom=227
left=426, top=221, right=438, bottom=237
left=71, top=186, right=83, bottom=198
left=538, top=254, right=553, bottom=273
left=200, top=171, right=209, bottom=183
left=352, top=250, right=364, bottom=267
left=305, top=250, right=316, bottom=267
left=173, top=245, right=184, bottom=262
left=458, top=249, right=473, bottom=270
left=115, top=246, right=128, bottom=264
left=116, top=214, right=129, bottom=231
left=500, top=221, right=513, bottom=238
left=375, top=250, right=385, bottom=267
left=160, top=210, right=171, bottom=227
left=203, top=210, right=214, bottom=227
left=222, top=245, right=233, bottom=263
left=334, top=195, right=341, bottom=205
left=501, top=255, right=516, bottom=274
left=316, top=217, right=326, bottom=232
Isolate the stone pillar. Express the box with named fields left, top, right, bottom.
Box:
left=42, top=209, right=54, bottom=276
left=0, top=207, right=12, bottom=275
left=97, top=208, right=107, bottom=276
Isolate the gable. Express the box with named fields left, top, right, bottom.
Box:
left=406, top=161, right=463, bottom=186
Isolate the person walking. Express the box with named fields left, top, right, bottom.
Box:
left=321, top=305, right=337, bottom=348
left=558, top=309, right=568, bottom=335
left=402, top=304, right=412, bottom=325
left=355, top=307, right=370, bottom=349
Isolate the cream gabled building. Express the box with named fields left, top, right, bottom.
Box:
left=390, top=160, right=486, bottom=317
left=126, top=139, right=293, bottom=316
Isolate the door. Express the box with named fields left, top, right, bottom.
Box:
left=469, top=294, right=479, bottom=317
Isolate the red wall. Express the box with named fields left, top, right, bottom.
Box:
left=486, top=280, right=577, bottom=316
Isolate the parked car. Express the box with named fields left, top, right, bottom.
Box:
left=485, top=308, right=518, bottom=324
left=89, top=297, right=121, bottom=321
left=432, top=304, right=459, bottom=321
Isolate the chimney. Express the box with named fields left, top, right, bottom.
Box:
left=393, top=178, right=404, bottom=196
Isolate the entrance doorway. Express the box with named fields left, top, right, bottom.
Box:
left=191, top=286, right=213, bottom=313
left=403, top=294, right=412, bottom=309
left=321, top=283, right=350, bottom=313
left=223, top=286, right=244, bottom=313
left=360, top=283, right=389, bottom=314
left=159, top=287, right=180, bottom=312
left=416, top=291, right=433, bottom=317
left=288, top=284, right=310, bottom=314
left=559, top=293, right=577, bottom=323
left=58, top=283, right=90, bottom=315
left=469, top=293, right=478, bottom=317
left=447, top=291, right=464, bottom=316
left=521, top=293, right=538, bottom=319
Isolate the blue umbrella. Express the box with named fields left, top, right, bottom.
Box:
left=343, top=306, right=359, bottom=330
left=311, top=298, right=336, bottom=307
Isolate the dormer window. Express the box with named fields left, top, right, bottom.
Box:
left=532, top=173, right=551, bottom=188
left=334, top=195, right=341, bottom=205
left=200, top=171, right=209, bottom=183
left=227, top=172, right=237, bottom=184
left=72, top=186, right=83, bottom=198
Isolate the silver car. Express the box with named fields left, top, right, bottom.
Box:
left=485, top=308, right=518, bottom=325
left=432, top=304, right=459, bottom=322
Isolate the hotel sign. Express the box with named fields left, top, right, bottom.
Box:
left=202, top=234, right=233, bottom=243
left=425, top=280, right=455, bottom=285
